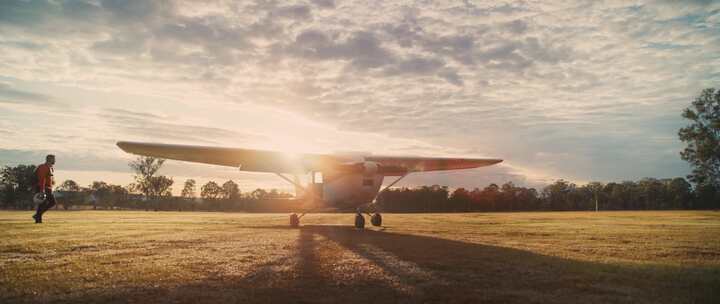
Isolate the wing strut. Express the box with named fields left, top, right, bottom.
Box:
left=371, top=173, right=410, bottom=204
left=274, top=173, right=323, bottom=207
left=275, top=173, right=306, bottom=193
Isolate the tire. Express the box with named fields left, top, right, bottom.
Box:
left=290, top=213, right=300, bottom=228
left=371, top=213, right=382, bottom=227
left=354, top=213, right=365, bottom=229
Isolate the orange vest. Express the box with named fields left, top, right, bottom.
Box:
left=36, top=163, right=54, bottom=190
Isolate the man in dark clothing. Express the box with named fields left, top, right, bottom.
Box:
left=33, top=154, right=56, bottom=223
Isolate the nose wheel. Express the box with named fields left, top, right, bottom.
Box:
left=371, top=213, right=382, bottom=227
left=354, top=213, right=365, bottom=229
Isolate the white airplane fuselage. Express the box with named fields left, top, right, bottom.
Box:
left=320, top=173, right=385, bottom=210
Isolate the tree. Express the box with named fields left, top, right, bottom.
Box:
left=479, top=183, right=500, bottom=211
left=221, top=180, right=241, bottom=200
left=267, top=189, right=293, bottom=199
left=56, top=179, right=82, bottom=210
left=667, top=177, right=692, bottom=209
left=678, top=88, right=720, bottom=188
left=128, top=156, right=165, bottom=199
left=449, top=188, right=472, bottom=212
left=586, top=182, right=604, bottom=211
left=107, top=184, right=129, bottom=209
left=542, top=180, right=575, bottom=210
left=201, top=181, right=223, bottom=200
left=57, top=179, right=80, bottom=192
left=500, top=182, right=518, bottom=211
left=181, top=179, right=196, bottom=200
left=90, top=181, right=111, bottom=209
left=516, top=187, right=539, bottom=211
left=150, top=176, right=174, bottom=198
left=695, top=183, right=719, bottom=209
left=128, top=156, right=172, bottom=200
left=0, top=165, right=36, bottom=209
left=87, top=181, right=130, bottom=209
left=250, top=188, right=268, bottom=200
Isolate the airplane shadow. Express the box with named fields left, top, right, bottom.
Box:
left=52, top=225, right=717, bottom=304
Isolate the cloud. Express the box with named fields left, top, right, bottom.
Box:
left=100, top=0, right=170, bottom=22
left=0, top=148, right=127, bottom=172
left=91, top=32, right=148, bottom=56
left=311, top=0, right=335, bottom=9
left=100, top=108, right=266, bottom=145
left=0, top=1, right=58, bottom=26
left=383, top=57, right=446, bottom=76
left=0, top=40, right=48, bottom=50
left=504, top=19, right=529, bottom=34
left=271, top=4, right=312, bottom=20
left=1, top=0, right=719, bottom=189
left=283, top=29, right=397, bottom=69
left=0, top=82, right=54, bottom=105
left=438, top=69, right=464, bottom=86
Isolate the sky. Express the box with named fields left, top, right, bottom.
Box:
left=0, top=0, right=718, bottom=194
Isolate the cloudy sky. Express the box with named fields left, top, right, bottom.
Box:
left=1, top=0, right=718, bottom=193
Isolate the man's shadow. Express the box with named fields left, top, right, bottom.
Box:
left=56, top=225, right=717, bottom=304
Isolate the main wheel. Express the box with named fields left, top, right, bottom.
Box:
left=290, top=213, right=300, bottom=228
left=371, top=213, right=382, bottom=227
left=354, top=213, right=365, bottom=229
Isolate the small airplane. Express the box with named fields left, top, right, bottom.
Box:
left=116, top=141, right=502, bottom=228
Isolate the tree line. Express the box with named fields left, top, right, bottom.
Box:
left=377, top=178, right=718, bottom=212
left=0, top=163, right=295, bottom=212
left=1, top=163, right=717, bottom=212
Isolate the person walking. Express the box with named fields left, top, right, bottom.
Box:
left=33, top=154, right=56, bottom=223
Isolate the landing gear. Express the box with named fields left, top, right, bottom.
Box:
left=354, top=213, right=365, bottom=229
left=371, top=213, right=382, bottom=227
left=290, top=213, right=300, bottom=228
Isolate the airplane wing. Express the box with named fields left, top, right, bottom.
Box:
left=117, top=141, right=502, bottom=175
left=116, top=141, right=340, bottom=174
left=367, top=156, right=503, bottom=175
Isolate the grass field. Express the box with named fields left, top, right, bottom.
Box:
left=1, top=210, right=719, bottom=303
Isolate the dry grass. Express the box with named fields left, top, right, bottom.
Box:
left=1, top=210, right=719, bottom=303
